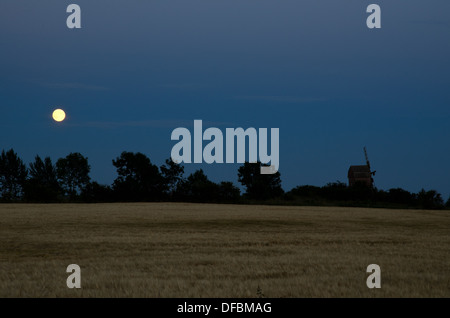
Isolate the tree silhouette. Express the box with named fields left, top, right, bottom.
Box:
left=238, top=162, right=283, bottom=200
left=175, top=169, right=240, bottom=203
left=386, top=188, right=416, bottom=205
left=81, top=182, right=113, bottom=202
left=217, top=181, right=241, bottom=203
left=160, top=158, right=185, bottom=197
left=112, top=151, right=163, bottom=201
left=176, top=169, right=218, bottom=202
left=322, top=181, right=350, bottom=201
left=417, top=189, right=444, bottom=209
left=288, top=185, right=322, bottom=198
left=56, top=152, right=91, bottom=199
left=24, top=155, right=61, bottom=202
left=0, top=149, right=27, bottom=201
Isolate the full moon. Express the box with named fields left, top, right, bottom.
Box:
left=52, top=109, right=66, bottom=122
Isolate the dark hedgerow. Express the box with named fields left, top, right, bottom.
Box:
left=0, top=148, right=447, bottom=210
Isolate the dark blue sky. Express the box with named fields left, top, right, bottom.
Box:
left=1, top=1, right=449, bottom=197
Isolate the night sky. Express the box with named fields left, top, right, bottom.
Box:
left=1, top=0, right=449, bottom=197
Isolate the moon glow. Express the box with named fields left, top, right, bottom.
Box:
left=52, top=109, right=66, bottom=122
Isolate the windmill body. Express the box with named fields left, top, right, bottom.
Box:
left=348, top=147, right=376, bottom=187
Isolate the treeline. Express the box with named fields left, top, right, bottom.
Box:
left=285, top=182, right=447, bottom=210
left=0, top=148, right=449, bottom=210
left=0, top=149, right=277, bottom=204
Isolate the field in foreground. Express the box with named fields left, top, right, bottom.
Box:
left=0, top=203, right=449, bottom=297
